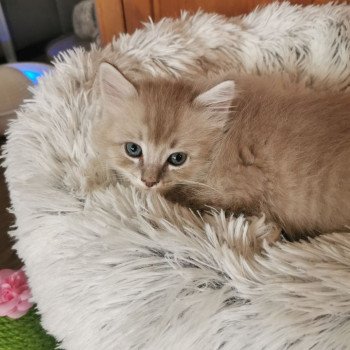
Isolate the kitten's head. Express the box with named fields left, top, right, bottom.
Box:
left=94, top=63, right=236, bottom=193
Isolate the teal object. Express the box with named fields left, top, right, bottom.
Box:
left=0, top=307, right=58, bottom=350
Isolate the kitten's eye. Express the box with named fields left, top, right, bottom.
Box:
left=125, top=142, right=142, bottom=157
left=168, top=152, right=187, bottom=166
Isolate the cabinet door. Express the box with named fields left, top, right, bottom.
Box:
left=95, top=0, right=125, bottom=44
left=95, top=0, right=340, bottom=45
left=152, top=0, right=333, bottom=20
left=123, top=0, right=153, bottom=33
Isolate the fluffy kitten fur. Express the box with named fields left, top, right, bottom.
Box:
left=94, top=63, right=350, bottom=237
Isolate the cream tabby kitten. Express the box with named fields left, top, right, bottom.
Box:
left=94, top=63, right=350, bottom=238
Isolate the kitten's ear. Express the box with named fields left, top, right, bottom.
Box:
left=194, top=80, right=236, bottom=114
left=99, top=62, right=137, bottom=104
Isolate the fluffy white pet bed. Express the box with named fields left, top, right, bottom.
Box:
left=3, top=3, right=350, bottom=349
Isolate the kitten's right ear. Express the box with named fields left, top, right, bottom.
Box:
left=99, top=62, right=137, bottom=104
left=194, top=80, right=236, bottom=113
left=193, top=80, right=236, bottom=128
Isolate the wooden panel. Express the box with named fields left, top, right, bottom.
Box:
left=153, top=0, right=337, bottom=20
left=123, top=0, right=153, bottom=33
left=95, top=0, right=344, bottom=45
left=95, top=0, right=126, bottom=46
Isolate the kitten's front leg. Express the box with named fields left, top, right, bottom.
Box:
left=200, top=213, right=282, bottom=258
left=162, top=185, right=209, bottom=211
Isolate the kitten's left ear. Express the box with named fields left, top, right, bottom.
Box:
left=194, top=80, right=236, bottom=122
left=99, top=62, right=138, bottom=104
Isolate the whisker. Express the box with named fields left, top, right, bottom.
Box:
left=177, top=180, right=220, bottom=194
left=93, top=160, right=129, bottom=182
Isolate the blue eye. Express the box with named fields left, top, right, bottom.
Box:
left=125, top=143, right=142, bottom=157
left=168, top=152, right=187, bottom=166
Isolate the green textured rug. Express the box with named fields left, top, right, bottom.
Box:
left=0, top=307, right=58, bottom=350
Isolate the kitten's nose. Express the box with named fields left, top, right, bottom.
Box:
left=141, top=179, right=158, bottom=188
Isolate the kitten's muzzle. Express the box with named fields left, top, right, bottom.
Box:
left=141, top=179, right=158, bottom=188
left=141, top=166, right=162, bottom=188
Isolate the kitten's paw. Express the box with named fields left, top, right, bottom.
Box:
left=261, top=221, right=282, bottom=245
left=247, top=215, right=282, bottom=253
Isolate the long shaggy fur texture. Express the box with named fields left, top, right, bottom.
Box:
left=3, top=3, right=350, bottom=349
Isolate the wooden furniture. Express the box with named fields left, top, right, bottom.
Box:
left=95, top=0, right=337, bottom=45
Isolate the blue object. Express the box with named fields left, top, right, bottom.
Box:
left=21, top=70, right=43, bottom=84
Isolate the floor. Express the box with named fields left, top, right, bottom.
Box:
left=0, top=137, right=21, bottom=269
left=0, top=40, right=51, bottom=269
left=0, top=37, right=90, bottom=269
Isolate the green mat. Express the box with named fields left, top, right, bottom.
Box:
left=0, top=307, right=58, bottom=350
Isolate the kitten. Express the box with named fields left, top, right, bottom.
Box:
left=94, top=62, right=350, bottom=238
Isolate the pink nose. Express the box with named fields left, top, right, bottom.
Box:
left=142, top=179, right=158, bottom=188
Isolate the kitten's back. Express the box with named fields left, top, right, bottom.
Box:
left=212, top=74, right=350, bottom=235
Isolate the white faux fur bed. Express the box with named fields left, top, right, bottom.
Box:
left=3, top=2, right=350, bottom=349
